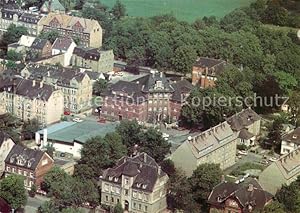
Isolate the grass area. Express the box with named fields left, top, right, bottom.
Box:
left=102, top=0, right=256, bottom=22
left=230, top=162, right=264, bottom=177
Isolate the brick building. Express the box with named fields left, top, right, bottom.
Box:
left=5, top=144, right=54, bottom=190
left=192, top=57, right=226, bottom=88
left=102, top=71, right=193, bottom=123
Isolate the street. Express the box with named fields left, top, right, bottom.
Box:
left=25, top=195, right=49, bottom=213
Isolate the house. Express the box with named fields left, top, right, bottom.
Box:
left=40, top=0, right=65, bottom=14
left=208, top=178, right=273, bottom=213
left=71, top=47, right=114, bottom=72
left=30, top=38, right=52, bottom=58
left=0, top=131, right=15, bottom=176
left=52, top=37, right=77, bottom=66
left=0, top=8, right=44, bottom=36
left=281, top=127, right=300, bottom=155
left=37, top=121, right=118, bottom=159
left=21, top=63, right=93, bottom=113
left=226, top=108, right=261, bottom=147
left=170, top=121, right=239, bottom=176
left=102, top=71, right=193, bottom=123
left=259, top=147, right=300, bottom=194
left=7, top=35, right=36, bottom=55
left=5, top=144, right=54, bottom=190
left=192, top=57, right=226, bottom=87
left=0, top=78, right=64, bottom=126
left=100, top=152, right=169, bottom=212
left=39, top=13, right=102, bottom=48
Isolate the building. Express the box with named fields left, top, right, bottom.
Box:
left=0, top=197, right=12, bottom=213
left=170, top=121, right=239, bottom=176
left=4, top=144, right=54, bottom=190
left=281, top=127, right=300, bottom=155
left=37, top=121, right=118, bottom=159
left=39, top=13, right=102, bottom=48
left=7, top=35, right=36, bottom=55
left=0, top=8, right=44, bottom=36
left=52, top=37, right=77, bottom=66
left=21, top=63, right=93, bottom=113
left=208, top=178, right=273, bottom=213
left=0, top=131, right=15, bottom=176
left=192, top=57, right=226, bottom=87
left=102, top=71, right=193, bottom=123
left=71, top=47, right=114, bottom=73
left=40, top=0, right=65, bottom=14
left=259, top=147, right=300, bottom=194
left=100, top=152, right=169, bottom=213
left=226, top=108, right=261, bottom=147
left=30, top=38, right=52, bottom=58
left=0, top=78, right=64, bottom=126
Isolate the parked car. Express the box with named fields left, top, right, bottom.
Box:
left=238, top=150, right=248, bottom=156
left=73, top=118, right=83, bottom=123
left=269, top=157, right=278, bottom=162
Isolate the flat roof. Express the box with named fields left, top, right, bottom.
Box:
left=39, top=120, right=118, bottom=144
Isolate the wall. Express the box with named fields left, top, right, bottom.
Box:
left=0, top=138, right=15, bottom=175
left=46, top=89, right=64, bottom=125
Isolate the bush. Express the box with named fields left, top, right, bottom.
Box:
left=237, top=144, right=247, bottom=150
left=29, top=184, right=37, bottom=198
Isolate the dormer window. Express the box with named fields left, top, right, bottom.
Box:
left=137, top=183, right=141, bottom=188
left=114, top=177, right=119, bottom=182
left=142, top=184, right=147, bottom=189
left=109, top=176, right=113, bottom=181
left=293, top=135, right=297, bottom=139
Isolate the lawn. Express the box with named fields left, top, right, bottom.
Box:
left=102, top=0, right=256, bottom=22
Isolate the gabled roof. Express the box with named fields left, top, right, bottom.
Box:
left=73, top=47, right=101, bottom=61
left=102, top=153, right=167, bottom=192
left=0, top=131, right=14, bottom=147
left=31, top=38, right=50, bottom=50
left=282, top=127, right=300, bottom=145
left=52, top=37, right=75, bottom=51
left=5, top=144, right=46, bottom=170
left=227, top=108, right=261, bottom=132
left=239, top=129, right=255, bottom=140
left=170, top=79, right=193, bottom=102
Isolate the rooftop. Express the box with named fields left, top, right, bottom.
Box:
left=227, top=108, right=261, bottom=132
left=282, top=127, right=300, bottom=145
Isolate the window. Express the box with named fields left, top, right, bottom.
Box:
left=104, top=184, right=109, bottom=192
left=124, top=189, right=129, bottom=196
left=145, top=206, right=148, bottom=212
left=111, top=197, right=114, bottom=203
left=138, top=192, right=142, bottom=200
left=133, top=203, right=136, bottom=209
left=6, top=166, right=10, bottom=172
left=24, top=171, right=27, bottom=176
left=12, top=168, right=15, bottom=173
left=30, top=172, right=34, bottom=178
left=139, top=204, right=142, bottom=210
left=124, top=178, right=129, bottom=185
left=18, top=169, right=22, bottom=175
left=133, top=191, right=137, bottom=198
left=116, top=187, right=120, bottom=194
left=42, top=159, right=48, bottom=166
left=105, top=196, right=108, bottom=202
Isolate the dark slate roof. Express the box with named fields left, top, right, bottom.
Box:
left=52, top=37, right=74, bottom=51
left=102, top=153, right=167, bottom=192
left=0, top=197, right=11, bottom=213
left=208, top=178, right=273, bottom=213
left=141, top=72, right=174, bottom=93
left=24, top=63, right=88, bottom=87
left=0, top=78, right=56, bottom=101
left=73, top=46, right=100, bottom=61
left=5, top=144, right=45, bottom=170
left=0, top=131, right=14, bottom=147
left=31, top=38, right=49, bottom=50
left=282, top=127, right=300, bottom=145
left=194, top=57, right=226, bottom=76
left=226, top=108, right=261, bottom=132
left=170, top=79, right=193, bottom=102
left=85, top=71, right=102, bottom=80
left=1, top=8, right=42, bottom=23
left=239, top=129, right=255, bottom=140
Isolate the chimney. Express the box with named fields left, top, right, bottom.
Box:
left=40, top=81, right=44, bottom=88
left=143, top=153, right=147, bottom=163
left=158, top=166, right=161, bottom=175
left=221, top=175, right=225, bottom=182
left=32, top=80, right=36, bottom=87
left=160, top=72, right=163, bottom=78
left=248, top=184, right=254, bottom=192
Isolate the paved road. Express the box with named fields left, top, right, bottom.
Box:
left=25, top=195, right=49, bottom=213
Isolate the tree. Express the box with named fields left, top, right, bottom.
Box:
left=160, top=159, right=176, bottom=177
left=263, top=201, right=285, bottom=213
left=0, top=174, right=27, bottom=209
left=29, top=184, right=37, bottom=198
left=288, top=90, right=300, bottom=126
left=266, top=116, right=285, bottom=153
left=189, top=163, right=222, bottom=210
left=22, top=118, right=40, bottom=140
left=273, top=71, right=297, bottom=95
left=113, top=202, right=124, bottom=213
left=93, top=79, right=107, bottom=95
left=220, top=9, right=256, bottom=32
left=73, top=163, right=96, bottom=181
left=2, top=24, right=28, bottom=46
left=0, top=113, right=22, bottom=143
left=276, top=180, right=300, bottom=212
left=139, top=128, right=171, bottom=162
left=111, top=0, right=126, bottom=20
left=45, top=143, right=55, bottom=158
left=38, top=30, right=59, bottom=44
left=172, top=45, right=197, bottom=74
left=42, top=167, right=68, bottom=194
left=38, top=200, right=59, bottom=213
left=6, top=50, right=23, bottom=61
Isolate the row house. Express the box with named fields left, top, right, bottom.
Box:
left=71, top=47, right=114, bottom=73
left=21, top=63, right=93, bottom=113
left=0, top=8, right=44, bottom=36
left=39, top=12, right=102, bottom=48
left=102, top=71, right=193, bottom=123
left=0, top=78, right=64, bottom=126
left=101, top=152, right=169, bottom=213
left=0, top=131, right=15, bottom=176
left=192, top=57, right=226, bottom=88
left=5, top=144, right=54, bottom=190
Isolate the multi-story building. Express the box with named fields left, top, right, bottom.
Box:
left=39, top=13, right=102, bottom=48
left=0, top=78, right=64, bottom=126
left=259, top=147, right=300, bottom=195
left=170, top=121, right=239, bottom=176
left=192, top=57, right=226, bottom=87
left=21, top=63, right=93, bottom=113
left=30, top=38, right=52, bottom=58
left=281, top=127, right=300, bottom=155
left=101, top=152, right=169, bottom=213
left=226, top=108, right=261, bottom=147
left=0, top=8, right=44, bottom=36
left=208, top=178, right=273, bottom=213
left=71, top=47, right=114, bottom=72
left=4, top=144, right=54, bottom=190
left=52, top=37, right=77, bottom=66
left=102, top=71, right=193, bottom=123
left=0, top=131, right=15, bottom=176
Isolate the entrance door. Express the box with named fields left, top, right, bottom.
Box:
left=124, top=200, right=129, bottom=211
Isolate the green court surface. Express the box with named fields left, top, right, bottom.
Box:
left=102, top=0, right=255, bottom=22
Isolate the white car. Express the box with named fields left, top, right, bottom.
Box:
left=269, top=157, right=278, bottom=162
left=238, top=150, right=248, bottom=156
left=73, top=118, right=83, bottom=123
